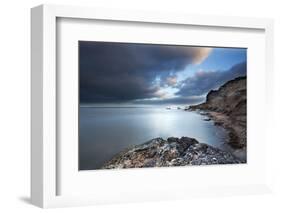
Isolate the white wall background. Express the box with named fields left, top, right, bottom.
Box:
left=0, top=0, right=280, bottom=212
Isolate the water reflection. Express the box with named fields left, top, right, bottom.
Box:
left=79, top=107, right=227, bottom=170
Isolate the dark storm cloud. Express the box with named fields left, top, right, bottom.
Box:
left=79, top=41, right=211, bottom=103
left=176, top=62, right=246, bottom=97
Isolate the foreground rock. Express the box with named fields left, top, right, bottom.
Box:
left=189, top=76, right=247, bottom=149
left=102, top=137, right=241, bottom=169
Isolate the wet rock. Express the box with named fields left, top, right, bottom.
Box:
left=167, top=137, right=179, bottom=143
left=102, top=137, right=241, bottom=169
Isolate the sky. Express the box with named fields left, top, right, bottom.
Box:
left=79, top=41, right=246, bottom=106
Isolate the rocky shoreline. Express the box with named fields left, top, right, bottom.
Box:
left=102, top=137, right=241, bottom=169
left=188, top=76, right=246, bottom=150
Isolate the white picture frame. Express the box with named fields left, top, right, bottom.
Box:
left=31, top=4, right=274, bottom=208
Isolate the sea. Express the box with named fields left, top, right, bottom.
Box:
left=79, top=107, right=229, bottom=170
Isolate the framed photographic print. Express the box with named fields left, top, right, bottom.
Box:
left=31, top=4, right=274, bottom=208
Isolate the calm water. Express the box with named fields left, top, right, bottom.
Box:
left=79, top=107, right=228, bottom=170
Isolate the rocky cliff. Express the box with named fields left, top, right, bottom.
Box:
left=189, top=76, right=247, bottom=149
left=102, top=137, right=240, bottom=169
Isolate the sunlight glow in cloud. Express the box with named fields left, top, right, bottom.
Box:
left=79, top=41, right=246, bottom=106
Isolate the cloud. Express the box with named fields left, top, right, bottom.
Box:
left=190, top=48, right=212, bottom=64
left=165, top=76, right=178, bottom=86
left=79, top=41, right=212, bottom=103
left=176, top=62, right=246, bottom=97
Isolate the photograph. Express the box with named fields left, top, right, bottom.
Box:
left=78, top=41, right=247, bottom=170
